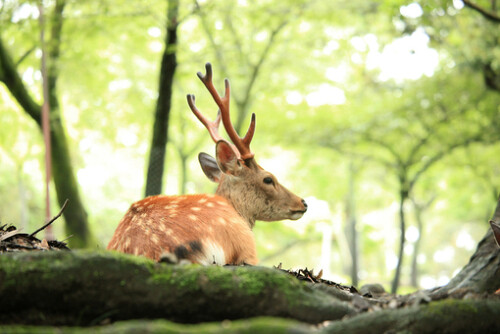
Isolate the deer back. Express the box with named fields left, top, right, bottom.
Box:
left=107, top=194, right=258, bottom=264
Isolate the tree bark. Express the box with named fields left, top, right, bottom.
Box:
left=0, top=3, right=93, bottom=248
left=0, top=251, right=355, bottom=326
left=431, top=197, right=500, bottom=297
left=391, top=183, right=408, bottom=293
left=345, top=160, right=359, bottom=287
left=410, top=203, right=424, bottom=287
left=144, top=0, right=179, bottom=197
left=409, top=195, right=435, bottom=288
left=321, top=299, right=500, bottom=334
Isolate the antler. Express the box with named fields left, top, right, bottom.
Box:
left=186, top=63, right=256, bottom=160
left=186, top=95, right=223, bottom=143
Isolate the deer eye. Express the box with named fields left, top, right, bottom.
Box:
left=263, top=177, right=274, bottom=185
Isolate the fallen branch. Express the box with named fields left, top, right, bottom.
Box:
left=29, top=199, right=69, bottom=238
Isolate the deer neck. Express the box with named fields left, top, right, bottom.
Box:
left=215, top=183, right=256, bottom=229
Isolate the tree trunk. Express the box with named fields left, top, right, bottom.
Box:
left=345, top=161, right=359, bottom=287
left=391, top=185, right=408, bottom=294
left=50, top=120, right=92, bottom=247
left=431, top=197, right=500, bottom=297
left=144, top=0, right=179, bottom=197
left=410, top=204, right=423, bottom=288
left=430, top=230, right=500, bottom=297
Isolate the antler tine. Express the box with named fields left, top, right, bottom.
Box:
left=186, top=94, right=222, bottom=143
left=218, top=79, right=255, bottom=160
left=242, top=113, right=256, bottom=147
left=195, top=63, right=255, bottom=160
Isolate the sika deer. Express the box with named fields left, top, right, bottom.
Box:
left=107, top=63, right=307, bottom=265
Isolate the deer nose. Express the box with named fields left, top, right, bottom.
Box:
left=301, top=199, right=308, bottom=211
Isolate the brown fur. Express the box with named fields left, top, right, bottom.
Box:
left=107, top=194, right=258, bottom=264
left=215, top=158, right=306, bottom=227
left=107, top=150, right=307, bottom=265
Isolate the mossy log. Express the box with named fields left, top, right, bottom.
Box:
left=2, top=299, right=500, bottom=334
left=0, top=250, right=354, bottom=326
left=2, top=317, right=311, bottom=334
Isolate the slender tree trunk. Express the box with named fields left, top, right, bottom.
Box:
left=391, top=182, right=408, bottom=294
left=410, top=206, right=423, bottom=288
left=39, top=2, right=54, bottom=240
left=345, top=161, right=359, bottom=287
left=47, top=0, right=92, bottom=247
left=409, top=195, right=435, bottom=288
left=50, top=120, right=92, bottom=247
left=144, top=0, right=179, bottom=197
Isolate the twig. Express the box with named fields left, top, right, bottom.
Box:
left=463, top=0, right=500, bottom=23
left=29, top=199, right=69, bottom=238
left=15, top=46, right=36, bottom=67
left=59, top=235, right=74, bottom=243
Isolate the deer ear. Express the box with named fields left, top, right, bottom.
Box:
left=199, top=152, right=222, bottom=183
left=216, top=140, right=241, bottom=175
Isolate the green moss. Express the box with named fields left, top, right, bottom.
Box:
left=0, top=317, right=311, bottom=334
left=0, top=250, right=156, bottom=291
left=150, top=264, right=199, bottom=291
left=423, top=298, right=480, bottom=318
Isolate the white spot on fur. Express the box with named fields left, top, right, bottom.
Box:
left=206, top=202, right=214, bottom=208
left=188, top=214, right=197, bottom=221
left=191, top=207, right=201, bottom=211
left=217, top=217, right=226, bottom=225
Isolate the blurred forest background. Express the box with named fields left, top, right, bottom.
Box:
left=1, top=0, right=499, bottom=294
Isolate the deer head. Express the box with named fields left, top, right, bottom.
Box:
left=187, top=63, right=307, bottom=227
